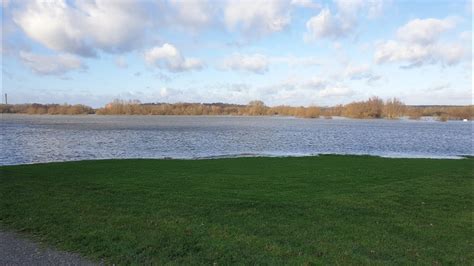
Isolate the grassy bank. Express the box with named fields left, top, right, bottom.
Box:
left=0, top=156, right=472, bottom=264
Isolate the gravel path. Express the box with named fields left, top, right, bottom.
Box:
left=0, top=230, right=97, bottom=265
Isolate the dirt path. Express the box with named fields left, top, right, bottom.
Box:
left=0, top=230, right=97, bottom=265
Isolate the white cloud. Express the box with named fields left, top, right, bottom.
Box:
left=264, top=78, right=355, bottom=105
left=335, top=0, right=389, bottom=18
left=318, top=86, right=354, bottom=97
left=158, top=87, right=181, bottom=98
left=159, top=87, right=170, bottom=98
left=220, top=53, right=269, bottom=74
left=344, top=64, right=370, bottom=77
left=290, top=0, right=320, bottom=9
left=173, top=76, right=354, bottom=106
left=19, top=51, right=85, bottom=75
left=282, top=76, right=327, bottom=89
left=334, top=0, right=365, bottom=16
left=375, top=17, right=468, bottom=67
left=433, top=42, right=468, bottom=65
left=144, top=43, right=204, bottom=72
left=13, top=0, right=151, bottom=57
left=224, top=0, right=291, bottom=36
left=344, top=63, right=381, bottom=82
left=401, top=86, right=473, bottom=105
left=305, top=1, right=391, bottom=41
left=218, top=54, right=321, bottom=74
left=305, top=8, right=350, bottom=40
left=165, top=0, right=299, bottom=36
left=375, top=41, right=427, bottom=65
left=11, top=0, right=296, bottom=58
left=396, top=17, right=457, bottom=44
left=375, top=41, right=467, bottom=67
left=303, top=77, right=327, bottom=89
left=167, top=0, right=216, bottom=31
left=13, top=1, right=93, bottom=56
left=273, top=75, right=355, bottom=102
left=270, top=55, right=322, bottom=67
left=366, top=0, right=390, bottom=18
left=425, top=83, right=450, bottom=92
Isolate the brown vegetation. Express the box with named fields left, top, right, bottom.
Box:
left=1, top=97, right=473, bottom=121
left=95, top=99, right=320, bottom=118
left=383, top=98, right=406, bottom=119
left=341, top=96, right=385, bottom=119
left=0, top=103, right=94, bottom=115
left=405, top=105, right=474, bottom=121
left=405, top=107, right=423, bottom=120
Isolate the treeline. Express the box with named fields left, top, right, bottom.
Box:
left=0, top=103, right=94, bottom=115
left=405, top=105, right=474, bottom=121
left=96, top=100, right=322, bottom=118
left=95, top=98, right=472, bottom=120
left=322, top=97, right=473, bottom=121
left=1, top=97, right=473, bottom=120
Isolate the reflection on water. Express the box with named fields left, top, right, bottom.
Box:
left=1, top=114, right=473, bottom=165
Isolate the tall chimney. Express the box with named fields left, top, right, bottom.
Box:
left=4, top=93, right=7, bottom=105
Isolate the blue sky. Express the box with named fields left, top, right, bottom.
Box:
left=1, top=0, right=472, bottom=107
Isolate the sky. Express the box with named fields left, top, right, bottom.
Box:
left=1, top=0, right=472, bottom=107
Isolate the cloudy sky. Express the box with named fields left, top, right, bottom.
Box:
left=1, top=0, right=472, bottom=107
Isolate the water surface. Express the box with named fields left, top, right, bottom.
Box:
left=1, top=114, right=472, bottom=165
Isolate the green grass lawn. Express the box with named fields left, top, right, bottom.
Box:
left=0, top=155, right=472, bottom=264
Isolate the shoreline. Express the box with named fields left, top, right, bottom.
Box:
left=1, top=153, right=471, bottom=167
left=1, top=112, right=472, bottom=122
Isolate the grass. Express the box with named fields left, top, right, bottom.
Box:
left=0, top=155, right=472, bottom=264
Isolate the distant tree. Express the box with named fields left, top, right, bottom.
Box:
left=365, top=96, right=384, bottom=118
left=247, top=100, right=267, bottom=115
left=342, top=97, right=383, bottom=119
left=383, top=98, right=405, bottom=119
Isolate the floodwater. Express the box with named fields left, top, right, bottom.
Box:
left=1, top=114, right=472, bottom=165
